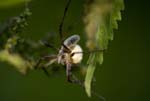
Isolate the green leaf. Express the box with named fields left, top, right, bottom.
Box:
left=84, top=54, right=96, bottom=97
left=84, top=64, right=96, bottom=97
left=83, top=0, right=124, bottom=97
left=0, top=0, right=31, bottom=8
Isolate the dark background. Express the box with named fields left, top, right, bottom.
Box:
left=0, top=0, right=149, bottom=101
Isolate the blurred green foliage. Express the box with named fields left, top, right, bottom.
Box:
left=0, top=0, right=30, bottom=8
left=0, top=7, right=33, bottom=74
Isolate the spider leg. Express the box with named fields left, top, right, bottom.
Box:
left=62, top=44, right=71, bottom=53
left=59, top=0, right=72, bottom=42
left=42, top=67, right=50, bottom=77
left=66, top=62, right=72, bottom=82
left=66, top=62, right=83, bottom=85
left=35, top=55, right=57, bottom=69
left=35, top=55, right=57, bottom=77
left=71, top=74, right=84, bottom=86
left=35, top=56, right=50, bottom=76
left=41, top=40, right=58, bottom=51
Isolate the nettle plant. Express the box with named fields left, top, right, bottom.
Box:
left=0, top=0, right=124, bottom=100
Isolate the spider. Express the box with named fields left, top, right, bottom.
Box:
left=35, top=0, right=85, bottom=84
left=35, top=34, right=84, bottom=83
left=35, top=0, right=104, bottom=84
left=35, top=0, right=106, bottom=100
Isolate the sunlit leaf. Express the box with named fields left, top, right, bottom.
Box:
left=0, top=50, right=33, bottom=74
left=84, top=54, right=96, bottom=97
left=83, top=0, right=124, bottom=97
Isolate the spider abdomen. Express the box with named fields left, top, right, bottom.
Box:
left=71, top=45, right=83, bottom=64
